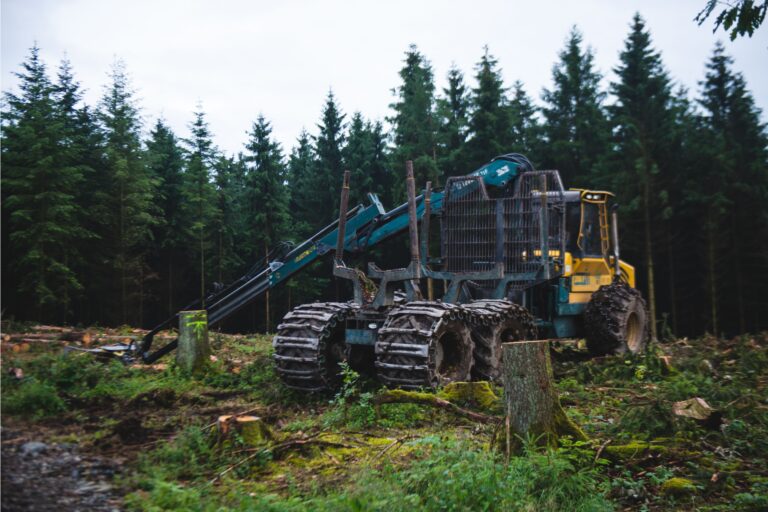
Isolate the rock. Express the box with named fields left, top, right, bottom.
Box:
left=20, top=441, right=48, bottom=456
left=661, top=477, right=698, bottom=496
left=672, top=397, right=722, bottom=429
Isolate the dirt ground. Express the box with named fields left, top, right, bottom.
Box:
left=1, top=325, right=766, bottom=511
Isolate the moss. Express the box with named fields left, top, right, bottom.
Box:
left=604, top=441, right=669, bottom=460
left=661, top=477, right=697, bottom=496
left=438, top=381, right=501, bottom=411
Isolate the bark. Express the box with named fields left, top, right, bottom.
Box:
left=177, top=310, right=210, bottom=374
left=501, top=340, right=586, bottom=455
left=706, top=212, right=719, bottom=335
left=643, top=168, right=658, bottom=341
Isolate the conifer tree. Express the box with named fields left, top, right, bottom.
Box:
left=541, top=28, right=609, bottom=186
left=508, top=81, right=542, bottom=159
left=698, top=43, right=768, bottom=334
left=436, top=65, right=471, bottom=177
left=145, top=118, right=185, bottom=316
left=343, top=113, right=372, bottom=203
left=287, top=130, right=317, bottom=239
left=389, top=45, right=438, bottom=193
left=96, top=61, right=158, bottom=324
left=607, top=14, right=675, bottom=340
left=466, top=47, right=512, bottom=168
left=311, top=91, right=346, bottom=228
left=181, top=109, right=218, bottom=305
left=243, top=115, right=289, bottom=330
left=1, top=46, right=89, bottom=321
left=211, top=154, right=246, bottom=285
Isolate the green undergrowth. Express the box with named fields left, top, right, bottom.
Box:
left=126, top=437, right=612, bottom=512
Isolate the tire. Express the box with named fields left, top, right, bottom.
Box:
left=376, top=302, right=474, bottom=389
left=584, top=282, right=649, bottom=356
left=463, top=300, right=536, bottom=382
left=273, top=302, right=355, bottom=392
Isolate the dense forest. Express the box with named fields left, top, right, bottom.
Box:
left=2, top=13, right=767, bottom=338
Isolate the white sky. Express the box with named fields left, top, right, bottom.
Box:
left=2, top=0, right=766, bottom=156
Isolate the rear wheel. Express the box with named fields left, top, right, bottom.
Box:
left=585, top=282, right=649, bottom=356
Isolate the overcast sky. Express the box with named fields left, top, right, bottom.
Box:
left=2, top=0, right=766, bottom=155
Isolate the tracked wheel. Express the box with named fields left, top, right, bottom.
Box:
left=585, top=281, right=649, bottom=356
left=375, top=302, right=473, bottom=389
left=273, top=302, right=357, bottom=392
left=463, top=300, right=537, bottom=382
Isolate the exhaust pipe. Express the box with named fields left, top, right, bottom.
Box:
left=336, top=170, right=351, bottom=263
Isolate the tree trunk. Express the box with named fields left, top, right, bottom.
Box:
left=706, top=213, right=719, bottom=336
left=501, top=340, right=586, bottom=456
left=643, top=168, right=658, bottom=341
left=264, top=241, right=270, bottom=333
left=177, top=310, right=210, bottom=375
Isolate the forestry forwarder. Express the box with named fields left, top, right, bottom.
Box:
left=273, top=155, right=649, bottom=391
left=129, top=154, right=648, bottom=391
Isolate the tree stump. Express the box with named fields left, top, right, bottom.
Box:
left=501, top=340, right=586, bottom=455
left=216, top=415, right=273, bottom=448
left=177, top=310, right=210, bottom=374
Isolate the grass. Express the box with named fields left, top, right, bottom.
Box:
left=2, top=330, right=767, bottom=511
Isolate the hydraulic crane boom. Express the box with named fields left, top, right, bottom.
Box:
left=134, top=154, right=532, bottom=363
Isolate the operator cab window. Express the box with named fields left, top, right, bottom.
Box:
left=580, top=202, right=603, bottom=257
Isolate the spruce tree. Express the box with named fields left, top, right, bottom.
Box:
left=343, top=112, right=374, bottom=205
left=388, top=44, right=438, bottom=193
left=311, top=91, right=346, bottom=228
left=287, top=129, right=317, bottom=239
left=181, top=109, right=218, bottom=305
left=541, top=28, right=609, bottom=186
left=436, top=65, right=471, bottom=177
left=466, top=47, right=512, bottom=168
left=607, top=13, right=675, bottom=340
left=1, top=46, right=89, bottom=321
left=698, top=43, right=768, bottom=334
left=96, top=61, right=158, bottom=325
left=211, top=154, right=245, bottom=285
left=508, top=81, right=542, bottom=160
left=145, top=118, right=185, bottom=316
left=243, top=115, right=289, bottom=330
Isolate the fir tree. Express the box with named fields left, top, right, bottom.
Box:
left=145, top=118, right=185, bottom=316
left=698, top=43, right=768, bottom=334
left=607, top=13, right=675, bottom=340
left=181, top=109, right=218, bottom=305
left=343, top=112, right=374, bottom=205
left=541, top=28, right=609, bottom=186
left=287, top=129, right=317, bottom=239
left=388, top=45, right=438, bottom=193
left=211, top=154, right=246, bottom=285
left=1, top=46, right=89, bottom=321
left=311, top=91, right=346, bottom=228
left=508, top=81, right=542, bottom=160
left=243, top=115, right=289, bottom=330
left=96, top=61, right=158, bottom=324
left=466, top=47, right=511, bottom=168
left=436, top=65, right=471, bottom=177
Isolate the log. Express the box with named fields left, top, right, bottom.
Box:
left=177, top=310, right=210, bottom=374
left=374, top=389, right=498, bottom=424
left=501, top=340, right=587, bottom=455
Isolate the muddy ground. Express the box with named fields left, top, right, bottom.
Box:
left=1, top=326, right=766, bottom=511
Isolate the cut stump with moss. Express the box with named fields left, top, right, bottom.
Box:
left=501, top=340, right=587, bottom=455
left=177, top=310, right=210, bottom=375
left=216, top=415, right=274, bottom=448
